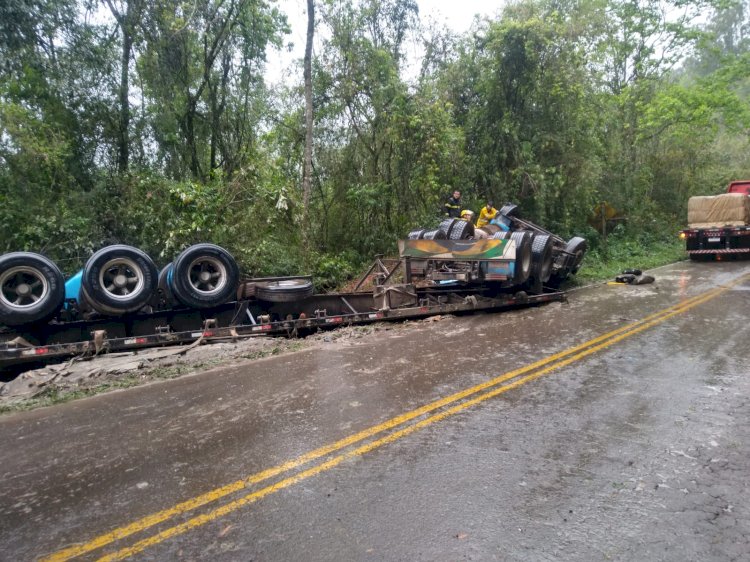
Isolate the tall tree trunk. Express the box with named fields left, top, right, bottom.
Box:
left=104, top=0, right=141, bottom=174
left=302, top=0, right=314, bottom=213
left=118, top=29, right=131, bottom=173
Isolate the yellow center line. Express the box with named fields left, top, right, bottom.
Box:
left=94, top=273, right=745, bottom=561
left=42, top=273, right=749, bottom=562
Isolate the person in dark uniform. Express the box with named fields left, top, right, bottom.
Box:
left=444, top=190, right=462, bottom=218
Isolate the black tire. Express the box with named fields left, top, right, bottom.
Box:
left=170, top=243, right=240, bottom=309
left=0, top=252, right=65, bottom=326
left=510, top=231, right=532, bottom=286
left=491, top=231, right=510, bottom=240
left=499, top=204, right=520, bottom=218
left=255, top=279, right=314, bottom=302
left=422, top=229, right=447, bottom=240
left=438, top=218, right=458, bottom=238
left=157, top=262, right=176, bottom=306
left=449, top=220, right=475, bottom=240
left=565, top=236, right=587, bottom=273
left=407, top=228, right=426, bottom=240
left=530, top=234, right=554, bottom=283
left=81, top=245, right=158, bottom=316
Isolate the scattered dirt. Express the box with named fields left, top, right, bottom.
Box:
left=0, top=315, right=455, bottom=412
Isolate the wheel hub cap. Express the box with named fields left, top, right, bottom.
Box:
left=16, top=283, right=31, bottom=297
left=114, top=274, right=128, bottom=288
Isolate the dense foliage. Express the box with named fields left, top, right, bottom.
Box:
left=1, top=0, right=749, bottom=286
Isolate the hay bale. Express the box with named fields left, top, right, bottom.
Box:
left=688, top=193, right=750, bottom=227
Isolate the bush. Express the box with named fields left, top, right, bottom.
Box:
left=312, top=251, right=362, bottom=291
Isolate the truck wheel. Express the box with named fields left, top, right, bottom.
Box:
left=565, top=237, right=587, bottom=273
left=438, top=219, right=458, bottom=238
left=170, top=244, right=240, bottom=309
left=407, top=228, right=426, bottom=240
left=510, top=231, right=532, bottom=286
left=255, top=279, right=314, bottom=302
left=530, top=234, right=554, bottom=283
left=0, top=252, right=65, bottom=326
left=499, top=204, right=520, bottom=218
left=422, top=229, right=446, bottom=240
left=81, top=245, right=158, bottom=315
left=491, top=231, right=510, bottom=240
left=157, top=262, right=176, bottom=306
left=449, top=220, right=475, bottom=240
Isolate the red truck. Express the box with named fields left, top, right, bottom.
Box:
left=680, top=180, right=750, bottom=259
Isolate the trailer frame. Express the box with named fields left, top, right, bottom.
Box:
left=0, top=280, right=564, bottom=370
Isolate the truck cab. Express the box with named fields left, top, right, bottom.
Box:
left=727, top=181, right=750, bottom=195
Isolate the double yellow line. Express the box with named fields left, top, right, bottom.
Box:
left=44, top=273, right=749, bottom=562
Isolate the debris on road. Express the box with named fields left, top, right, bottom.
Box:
left=0, top=336, right=307, bottom=408
left=612, top=270, right=655, bottom=285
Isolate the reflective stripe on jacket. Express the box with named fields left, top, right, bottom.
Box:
left=444, top=197, right=461, bottom=218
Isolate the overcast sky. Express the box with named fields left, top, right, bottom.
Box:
left=266, top=0, right=505, bottom=85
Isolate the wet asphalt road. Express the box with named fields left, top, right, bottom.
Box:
left=1, top=260, right=749, bottom=561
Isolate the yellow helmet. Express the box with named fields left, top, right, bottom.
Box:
left=460, top=209, right=475, bottom=220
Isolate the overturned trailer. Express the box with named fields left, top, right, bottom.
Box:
left=0, top=204, right=585, bottom=372
left=0, top=270, right=564, bottom=370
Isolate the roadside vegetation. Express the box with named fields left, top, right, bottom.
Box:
left=1, top=0, right=749, bottom=287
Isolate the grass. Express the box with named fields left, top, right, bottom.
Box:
left=573, top=237, right=686, bottom=284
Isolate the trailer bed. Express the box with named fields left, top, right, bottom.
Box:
left=0, top=287, right=564, bottom=370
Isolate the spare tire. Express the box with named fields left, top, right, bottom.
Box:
left=510, top=231, right=532, bottom=286
left=81, top=245, right=158, bottom=315
left=170, top=243, right=240, bottom=309
left=0, top=252, right=65, bottom=326
left=530, top=234, right=554, bottom=283
left=449, top=220, right=475, bottom=240
left=256, top=279, right=314, bottom=302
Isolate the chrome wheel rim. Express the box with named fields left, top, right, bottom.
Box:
left=0, top=266, right=49, bottom=309
left=186, top=257, right=227, bottom=296
left=99, top=257, right=145, bottom=301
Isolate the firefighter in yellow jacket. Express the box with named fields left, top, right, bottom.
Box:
left=476, top=201, right=498, bottom=228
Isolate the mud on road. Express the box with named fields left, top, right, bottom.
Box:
left=0, top=316, right=449, bottom=410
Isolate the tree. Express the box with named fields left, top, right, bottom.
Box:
left=103, top=0, right=145, bottom=173
left=303, top=0, right=315, bottom=215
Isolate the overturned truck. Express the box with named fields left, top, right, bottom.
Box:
left=0, top=205, right=585, bottom=370
left=402, top=204, right=587, bottom=292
